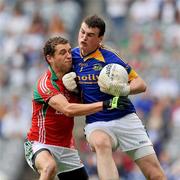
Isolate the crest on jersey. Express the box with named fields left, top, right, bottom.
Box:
left=93, top=63, right=103, bottom=71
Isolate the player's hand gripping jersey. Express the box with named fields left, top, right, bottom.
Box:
left=72, top=45, right=138, bottom=124
left=27, top=66, right=77, bottom=148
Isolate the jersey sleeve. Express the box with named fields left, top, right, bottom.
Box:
left=128, top=68, right=138, bottom=81
left=33, top=76, right=60, bottom=104
left=105, top=51, right=139, bottom=82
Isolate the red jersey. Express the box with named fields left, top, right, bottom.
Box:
left=27, top=66, right=78, bottom=148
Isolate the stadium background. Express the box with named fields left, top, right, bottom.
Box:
left=0, top=0, right=180, bottom=179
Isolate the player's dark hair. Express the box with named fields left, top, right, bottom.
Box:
left=83, top=14, right=105, bottom=37
left=43, top=36, right=68, bottom=64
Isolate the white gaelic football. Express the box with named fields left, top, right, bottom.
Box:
left=99, top=63, right=128, bottom=84
left=98, top=63, right=129, bottom=96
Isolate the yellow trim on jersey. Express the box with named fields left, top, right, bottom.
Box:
left=101, top=45, right=123, bottom=60
left=129, top=69, right=138, bottom=81
left=84, top=49, right=105, bottom=62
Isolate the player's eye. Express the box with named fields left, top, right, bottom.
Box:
left=87, top=33, right=94, bottom=37
left=59, top=49, right=66, bottom=55
left=80, top=29, right=84, bottom=33
left=68, top=49, right=71, bottom=54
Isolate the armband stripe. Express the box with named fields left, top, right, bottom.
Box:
left=111, top=97, right=119, bottom=109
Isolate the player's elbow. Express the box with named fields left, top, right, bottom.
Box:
left=62, top=105, right=75, bottom=117
left=142, top=81, right=147, bottom=92
left=63, top=110, right=74, bottom=117
left=138, top=77, right=147, bottom=93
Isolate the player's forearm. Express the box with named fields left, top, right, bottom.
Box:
left=49, top=94, right=103, bottom=117
left=62, top=102, right=103, bottom=117
left=129, top=76, right=147, bottom=95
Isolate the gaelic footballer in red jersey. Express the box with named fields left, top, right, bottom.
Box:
left=24, top=36, right=103, bottom=180
left=24, top=36, right=130, bottom=180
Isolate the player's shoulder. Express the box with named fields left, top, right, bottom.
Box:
left=100, top=44, right=126, bottom=64
left=100, top=44, right=123, bottom=59
left=37, top=70, right=51, bottom=87
left=101, top=44, right=118, bottom=54
left=34, top=71, right=54, bottom=95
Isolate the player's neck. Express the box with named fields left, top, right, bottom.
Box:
left=51, top=66, right=64, bottom=79
left=81, top=47, right=99, bottom=57
left=56, top=72, right=63, bottom=79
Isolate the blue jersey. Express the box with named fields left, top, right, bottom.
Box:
left=72, top=45, right=137, bottom=124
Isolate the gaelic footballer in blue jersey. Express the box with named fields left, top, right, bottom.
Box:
left=62, top=15, right=166, bottom=180
left=72, top=45, right=138, bottom=124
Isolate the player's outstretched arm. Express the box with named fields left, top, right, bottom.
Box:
left=48, top=93, right=103, bottom=117
left=48, top=94, right=129, bottom=117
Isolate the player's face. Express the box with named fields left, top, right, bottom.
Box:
left=49, top=43, right=72, bottom=75
left=78, top=22, right=103, bottom=56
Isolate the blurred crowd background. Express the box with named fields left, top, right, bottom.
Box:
left=0, top=0, right=180, bottom=179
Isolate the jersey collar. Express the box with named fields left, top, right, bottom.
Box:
left=81, top=46, right=105, bottom=62
left=48, top=66, right=58, bottom=81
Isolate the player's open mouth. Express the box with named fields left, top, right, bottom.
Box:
left=81, top=41, right=87, bottom=46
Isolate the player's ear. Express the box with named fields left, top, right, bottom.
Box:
left=46, top=55, right=52, bottom=64
left=99, top=36, right=103, bottom=43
